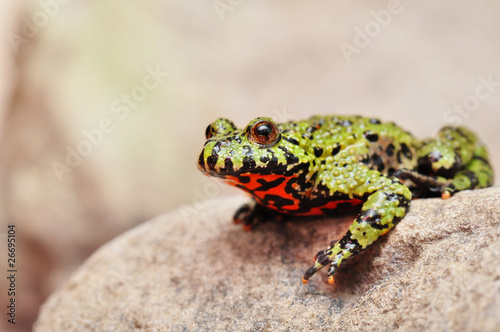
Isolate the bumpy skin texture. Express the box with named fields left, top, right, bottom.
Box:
left=197, top=115, right=494, bottom=284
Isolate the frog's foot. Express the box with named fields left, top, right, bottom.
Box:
left=233, top=201, right=258, bottom=231
left=392, top=169, right=455, bottom=199
left=302, top=247, right=343, bottom=284
left=412, top=127, right=493, bottom=196
left=233, top=200, right=279, bottom=231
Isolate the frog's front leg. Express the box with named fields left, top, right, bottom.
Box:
left=302, top=176, right=411, bottom=284
left=233, top=199, right=282, bottom=231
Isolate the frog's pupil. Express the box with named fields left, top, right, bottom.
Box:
left=256, top=124, right=272, bottom=137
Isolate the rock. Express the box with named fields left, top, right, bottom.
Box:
left=34, top=188, right=500, bottom=331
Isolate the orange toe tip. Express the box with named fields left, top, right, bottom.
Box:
left=327, top=276, right=335, bottom=284
left=302, top=277, right=309, bottom=284
left=242, top=225, right=253, bottom=232
left=442, top=191, right=451, bottom=200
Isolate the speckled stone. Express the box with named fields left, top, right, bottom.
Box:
left=34, top=188, right=500, bottom=331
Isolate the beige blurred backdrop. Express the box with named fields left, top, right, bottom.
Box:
left=0, top=0, right=499, bottom=329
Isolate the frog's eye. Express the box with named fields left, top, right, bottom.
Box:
left=205, top=118, right=237, bottom=139
left=249, top=120, right=281, bottom=147
left=205, top=124, right=215, bottom=139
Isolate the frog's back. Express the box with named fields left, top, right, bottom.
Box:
left=280, top=115, right=419, bottom=176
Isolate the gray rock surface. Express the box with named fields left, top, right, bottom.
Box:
left=35, top=188, right=500, bottom=331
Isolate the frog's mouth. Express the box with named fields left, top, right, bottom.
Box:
left=197, top=148, right=291, bottom=177
left=197, top=156, right=289, bottom=179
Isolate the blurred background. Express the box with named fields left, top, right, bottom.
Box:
left=0, top=0, right=499, bottom=330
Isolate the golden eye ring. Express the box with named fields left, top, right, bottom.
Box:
left=249, top=120, right=281, bottom=147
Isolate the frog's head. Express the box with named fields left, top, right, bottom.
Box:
left=198, top=117, right=311, bottom=182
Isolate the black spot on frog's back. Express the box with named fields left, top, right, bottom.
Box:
left=400, top=143, right=413, bottom=159
left=241, top=145, right=256, bottom=169
left=358, top=209, right=388, bottom=230
left=313, top=147, right=323, bottom=158
left=224, top=157, right=234, bottom=171
left=386, top=143, right=395, bottom=157
left=331, top=143, right=341, bottom=156
left=363, top=130, right=379, bottom=143
left=362, top=153, right=385, bottom=172
left=278, top=146, right=299, bottom=164
left=371, top=154, right=385, bottom=172
left=283, top=137, right=300, bottom=145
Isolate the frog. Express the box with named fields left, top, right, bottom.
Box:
left=197, top=115, right=494, bottom=285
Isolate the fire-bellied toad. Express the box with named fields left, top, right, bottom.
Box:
left=197, top=115, right=494, bottom=284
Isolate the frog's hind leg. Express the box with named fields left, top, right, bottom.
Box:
left=442, top=143, right=494, bottom=196
left=416, top=126, right=477, bottom=178
left=302, top=174, right=412, bottom=284
left=394, top=126, right=493, bottom=198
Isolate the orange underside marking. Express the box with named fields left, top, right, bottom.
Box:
left=222, top=173, right=363, bottom=215
left=223, top=173, right=303, bottom=211
left=296, top=199, right=363, bottom=216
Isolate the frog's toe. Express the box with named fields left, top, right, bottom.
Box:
left=233, top=202, right=262, bottom=230
left=313, top=249, right=324, bottom=261
left=441, top=189, right=452, bottom=199
left=233, top=203, right=253, bottom=225
left=302, top=250, right=333, bottom=283
left=326, top=265, right=338, bottom=284
left=302, top=265, right=321, bottom=284
left=302, top=262, right=338, bottom=285
left=435, top=183, right=456, bottom=199
left=313, top=240, right=339, bottom=260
